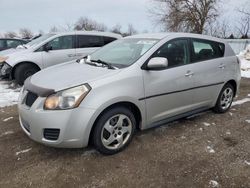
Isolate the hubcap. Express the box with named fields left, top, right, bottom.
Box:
left=101, top=114, right=132, bottom=150
left=220, top=87, right=233, bottom=110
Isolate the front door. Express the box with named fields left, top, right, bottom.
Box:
left=42, top=35, right=76, bottom=68
left=142, top=38, right=196, bottom=128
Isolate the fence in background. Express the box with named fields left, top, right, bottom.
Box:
left=225, top=39, right=250, bottom=54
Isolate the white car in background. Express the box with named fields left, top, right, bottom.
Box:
left=0, top=31, right=122, bottom=85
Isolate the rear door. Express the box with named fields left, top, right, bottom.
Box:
left=42, top=35, right=76, bottom=68
left=142, top=38, right=197, bottom=127
left=190, top=38, right=226, bottom=108
left=75, top=35, right=104, bottom=59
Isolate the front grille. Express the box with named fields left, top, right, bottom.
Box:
left=25, top=92, right=38, bottom=107
left=43, top=129, right=60, bottom=141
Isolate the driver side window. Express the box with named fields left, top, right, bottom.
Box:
left=46, top=35, right=74, bottom=51
left=152, top=39, right=190, bottom=68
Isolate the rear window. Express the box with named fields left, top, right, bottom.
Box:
left=191, top=39, right=225, bottom=62
left=77, top=35, right=104, bottom=48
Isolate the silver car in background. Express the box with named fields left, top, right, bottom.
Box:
left=18, top=33, right=241, bottom=155
left=0, top=31, right=121, bottom=84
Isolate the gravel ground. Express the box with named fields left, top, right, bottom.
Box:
left=0, top=79, right=250, bottom=188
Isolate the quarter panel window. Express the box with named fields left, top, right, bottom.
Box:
left=191, top=39, right=225, bottom=62
left=103, top=37, right=116, bottom=45
left=152, top=39, right=190, bottom=68
left=47, top=35, right=74, bottom=51
left=77, top=35, right=104, bottom=48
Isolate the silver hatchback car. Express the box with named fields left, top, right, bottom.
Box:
left=18, top=33, right=241, bottom=155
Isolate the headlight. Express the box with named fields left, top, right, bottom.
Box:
left=1, top=63, right=12, bottom=75
left=0, top=56, right=8, bottom=63
left=44, top=84, right=91, bottom=110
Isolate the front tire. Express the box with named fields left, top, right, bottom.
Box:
left=92, top=106, right=136, bottom=155
left=14, top=63, right=40, bottom=85
left=213, top=83, right=234, bottom=113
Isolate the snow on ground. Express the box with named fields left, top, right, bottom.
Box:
left=0, top=80, right=21, bottom=108
left=232, top=98, right=250, bottom=106
left=15, top=148, right=32, bottom=156
left=206, top=146, right=215, bottom=153
left=3, top=117, right=13, bottom=122
left=0, top=131, right=14, bottom=138
left=245, top=160, right=250, bottom=166
left=209, top=180, right=219, bottom=187
left=203, top=122, right=210, bottom=126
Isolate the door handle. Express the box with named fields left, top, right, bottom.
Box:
left=185, top=71, right=194, bottom=77
left=67, top=54, right=75, bottom=57
left=219, top=64, right=225, bottom=69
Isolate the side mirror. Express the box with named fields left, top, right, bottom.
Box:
left=146, top=57, right=168, bottom=70
left=44, top=45, right=52, bottom=52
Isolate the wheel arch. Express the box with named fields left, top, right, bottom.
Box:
left=225, top=80, right=237, bottom=97
left=11, top=61, right=41, bottom=79
left=88, top=101, right=143, bottom=145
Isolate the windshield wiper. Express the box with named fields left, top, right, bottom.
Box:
left=90, top=59, right=116, bottom=69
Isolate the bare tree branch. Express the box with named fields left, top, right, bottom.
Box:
left=74, top=17, right=107, bottom=31
left=149, top=0, right=220, bottom=34
left=19, top=28, right=33, bottom=39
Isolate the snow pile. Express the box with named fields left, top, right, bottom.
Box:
left=239, top=45, right=250, bottom=78
left=0, top=80, right=21, bottom=108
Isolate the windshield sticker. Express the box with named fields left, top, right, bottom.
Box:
left=136, top=40, right=157, bottom=45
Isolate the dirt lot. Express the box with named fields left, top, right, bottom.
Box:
left=0, top=79, right=250, bottom=188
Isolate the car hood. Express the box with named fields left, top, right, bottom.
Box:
left=26, top=62, right=122, bottom=95
left=0, top=48, right=28, bottom=56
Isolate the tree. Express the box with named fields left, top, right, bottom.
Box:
left=49, top=26, right=59, bottom=33
left=74, top=17, right=107, bottom=31
left=4, top=31, right=17, bottom=38
left=110, top=24, right=122, bottom=34
left=206, top=20, right=230, bottom=38
left=228, top=34, right=235, bottom=39
left=237, top=4, right=250, bottom=39
left=150, top=0, right=220, bottom=34
left=126, top=24, right=138, bottom=36
left=19, top=28, right=33, bottom=39
left=236, top=16, right=250, bottom=39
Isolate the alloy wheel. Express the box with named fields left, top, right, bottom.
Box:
left=101, top=114, right=132, bottom=150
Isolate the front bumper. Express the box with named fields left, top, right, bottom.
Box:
left=18, top=91, right=97, bottom=148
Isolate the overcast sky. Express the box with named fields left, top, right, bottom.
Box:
left=0, top=0, right=248, bottom=34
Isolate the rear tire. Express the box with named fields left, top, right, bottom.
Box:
left=92, top=106, right=136, bottom=155
left=14, top=63, right=39, bottom=85
left=213, top=83, right=234, bottom=113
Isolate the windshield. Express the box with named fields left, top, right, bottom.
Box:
left=89, top=38, right=159, bottom=68
left=26, top=34, right=55, bottom=47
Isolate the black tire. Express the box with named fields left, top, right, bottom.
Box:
left=14, top=63, right=39, bottom=85
left=92, top=106, right=136, bottom=155
left=213, top=83, right=234, bottom=113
